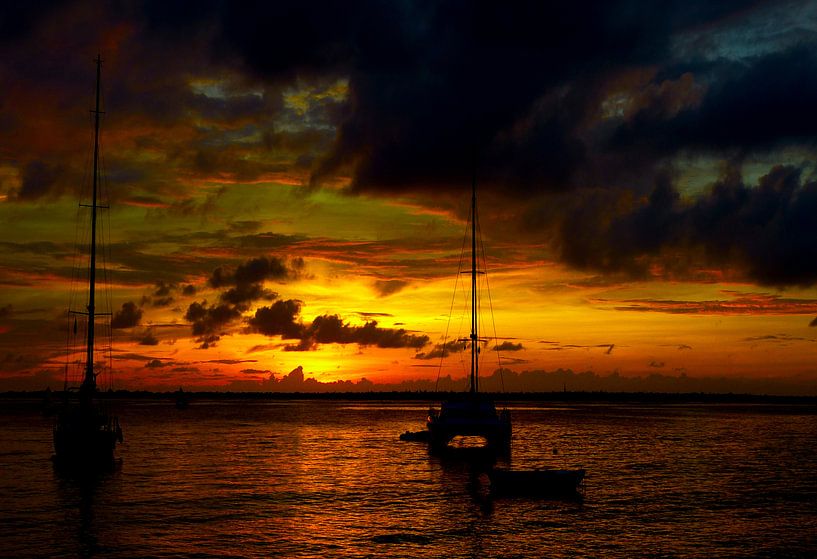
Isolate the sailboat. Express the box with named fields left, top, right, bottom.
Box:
left=426, top=176, right=512, bottom=451
left=53, top=55, right=123, bottom=469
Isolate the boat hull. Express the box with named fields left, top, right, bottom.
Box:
left=427, top=397, right=511, bottom=450
left=53, top=405, right=121, bottom=469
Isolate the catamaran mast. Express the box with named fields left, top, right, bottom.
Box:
left=470, top=173, right=478, bottom=394
left=81, top=55, right=102, bottom=397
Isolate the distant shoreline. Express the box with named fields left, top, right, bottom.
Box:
left=7, top=389, right=817, bottom=405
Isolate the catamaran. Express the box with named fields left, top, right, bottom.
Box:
left=426, top=176, right=512, bottom=451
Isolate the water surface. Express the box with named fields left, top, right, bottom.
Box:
left=1, top=399, right=815, bottom=557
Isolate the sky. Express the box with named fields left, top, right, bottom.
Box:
left=2, top=1, right=817, bottom=394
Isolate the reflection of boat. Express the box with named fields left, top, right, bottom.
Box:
left=426, top=177, right=511, bottom=451
left=53, top=56, right=123, bottom=470
left=488, top=467, right=585, bottom=497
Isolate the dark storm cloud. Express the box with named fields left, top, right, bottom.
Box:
left=556, top=164, right=817, bottom=285
left=105, top=0, right=743, bottom=199
left=16, top=161, right=65, bottom=200
left=294, top=1, right=769, bottom=196
left=187, top=0, right=817, bottom=285
left=8, top=0, right=816, bottom=289
left=611, top=46, right=817, bottom=155
left=0, top=2, right=68, bottom=44
left=111, top=301, right=142, bottom=329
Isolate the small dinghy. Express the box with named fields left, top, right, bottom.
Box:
left=399, top=430, right=431, bottom=442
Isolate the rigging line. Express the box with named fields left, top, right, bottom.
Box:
left=97, top=141, right=114, bottom=348
left=478, top=210, right=506, bottom=393
left=105, top=187, right=114, bottom=390
left=474, top=201, right=487, bottom=387
left=65, top=135, right=94, bottom=390
left=436, top=217, right=470, bottom=392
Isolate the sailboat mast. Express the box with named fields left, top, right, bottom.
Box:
left=470, top=173, right=478, bottom=394
left=82, top=55, right=102, bottom=394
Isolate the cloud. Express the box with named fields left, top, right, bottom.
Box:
left=538, top=340, right=617, bottom=353
left=15, top=160, right=65, bottom=200
left=741, top=334, right=814, bottom=346
left=210, top=255, right=292, bottom=288
left=184, top=300, right=241, bottom=337
left=305, top=314, right=429, bottom=348
left=111, top=301, right=143, bottom=329
left=373, top=280, right=408, bottom=297
left=299, top=3, right=760, bottom=195
left=10, top=2, right=816, bottom=288
left=145, top=281, right=182, bottom=307
left=494, top=341, right=524, bottom=352
left=195, top=334, right=221, bottom=350
left=138, top=329, right=159, bottom=345
left=204, top=358, right=257, bottom=365
left=603, top=291, right=817, bottom=315
left=145, top=359, right=170, bottom=368
left=248, top=303, right=429, bottom=351
left=208, top=256, right=299, bottom=309
left=610, top=46, right=817, bottom=155
left=415, top=341, right=467, bottom=360
left=153, top=281, right=174, bottom=297
left=183, top=256, right=306, bottom=346
left=240, top=368, right=272, bottom=375
left=247, top=299, right=304, bottom=338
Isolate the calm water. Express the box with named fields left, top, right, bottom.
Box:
left=1, top=399, right=815, bottom=558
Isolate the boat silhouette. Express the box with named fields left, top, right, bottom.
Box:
left=426, top=175, right=512, bottom=452
left=174, top=387, right=190, bottom=409
left=53, top=55, right=123, bottom=470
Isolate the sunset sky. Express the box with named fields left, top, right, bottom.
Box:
left=2, top=1, right=817, bottom=393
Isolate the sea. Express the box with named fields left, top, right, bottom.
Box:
left=1, top=398, right=815, bottom=558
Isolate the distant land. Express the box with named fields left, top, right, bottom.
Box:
left=5, top=365, right=817, bottom=396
